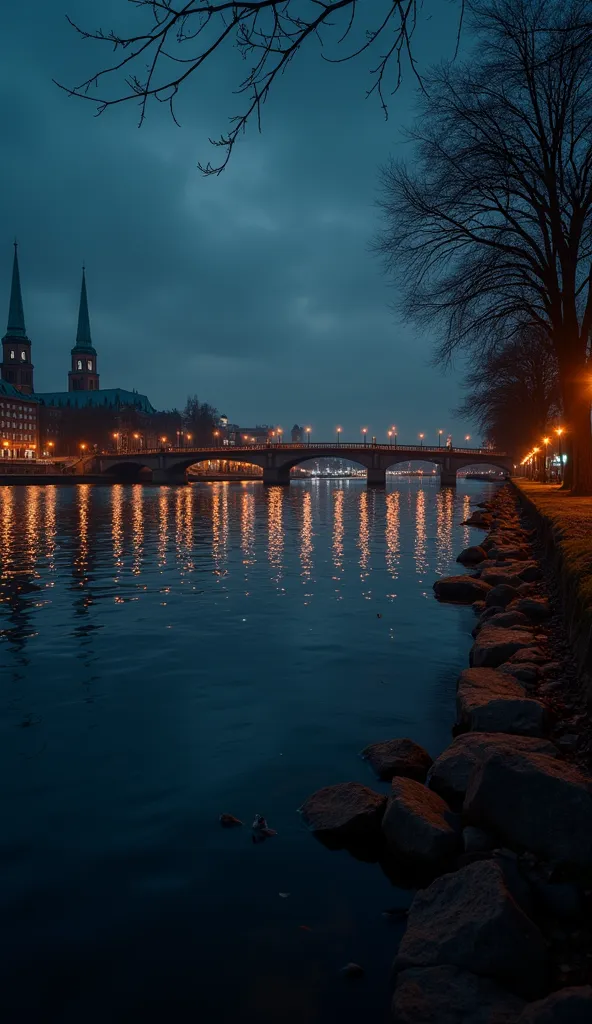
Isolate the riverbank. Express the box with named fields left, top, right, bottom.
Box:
left=513, top=480, right=592, bottom=706
left=299, top=483, right=592, bottom=1020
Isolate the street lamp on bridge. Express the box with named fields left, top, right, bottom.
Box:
left=277, top=428, right=283, bottom=444
left=305, top=427, right=311, bottom=444
left=336, top=427, right=342, bottom=445
left=465, top=435, right=471, bottom=444
left=419, top=433, right=424, bottom=447
left=438, top=429, right=443, bottom=447
left=361, top=427, right=367, bottom=445
left=392, top=426, right=397, bottom=447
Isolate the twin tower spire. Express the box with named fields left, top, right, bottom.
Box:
left=2, top=243, right=99, bottom=395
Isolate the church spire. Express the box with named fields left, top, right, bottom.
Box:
left=6, top=241, right=26, bottom=338
left=75, top=265, right=93, bottom=349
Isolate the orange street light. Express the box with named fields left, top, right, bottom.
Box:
left=438, top=429, right=443, bottom=447
left=113, top=432, right=119, bottom=439
left=555, top=427, right=564, bottom=436
left=361, top=427, right=367, bottom=445
left=465, top=434, right=471, bottom=442
left=47, top=441, right=54, bottom=448
left=186, top=433, right=192, bottom=441
left=161, top=436, right=167, bottom=443
left=80, top=443, right=87, bottom=452
left=419, top=432, right=424, bottom=447
left=305, top=427, right=311, bottom=445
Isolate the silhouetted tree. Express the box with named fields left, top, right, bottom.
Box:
left=375, top=0, right=592, bottom=492
left=56, top=0, right=464, bottom=174
left=455, top=330, right=561, bottom=453
left=183, top=395, right=218, bottom=444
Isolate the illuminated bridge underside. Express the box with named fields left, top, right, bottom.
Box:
left=83, top=443, right=514, bottom=486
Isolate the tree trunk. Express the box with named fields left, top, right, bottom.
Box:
left=562, top=377, right=592, bottom=495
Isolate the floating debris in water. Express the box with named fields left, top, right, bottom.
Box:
left=251, top=814, right=277, bottom=842
left=219, top=814, right=243, bottom=827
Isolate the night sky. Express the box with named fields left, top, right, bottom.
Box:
left=1, top=1, right=474, bottom=443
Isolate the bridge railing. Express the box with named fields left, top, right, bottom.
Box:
left=98, top=442, right=509, bottom=458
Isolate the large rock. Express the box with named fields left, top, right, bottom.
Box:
left=512, top=598, right=551, bottom=622
left=498, top=662, right=540, bottom=685
left=462, top=511, right=492, bottom=529
left=480, top=570, right=522, bottom=588
left=394, top=860, right=547, bottom=997
left=433, top=575, right=492, bottom=604
left=457, top=668, right=547, bottom=736
left=517, top=564, right=543, bottom=582
left=488, top=546, right=531, bottom=562
left=470, top=626, right=538, bottom=668
left=392, top=965, right=525, bottom=1024
left=361, top=737, right=433, bottom=782
left=506, top=647, right=548, bottom=665
left=457, top=546, right=488, bottom=565
left=478, top=610, right=532, bottom=630
left=517, top=986, right=592, bottom=1022
left=382, top=777, right=461, bottom=866
left=427, top=732, right=558, bottom=808
left=299, top=782, right=385, bottom=842
left=485, top=584, right=520, bottom=609
left=464, top=749, right=592, bottom=868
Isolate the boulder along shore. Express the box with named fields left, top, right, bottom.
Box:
left=299, top=483, right=592, bottom=1022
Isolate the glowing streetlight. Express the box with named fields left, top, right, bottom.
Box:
left=305, top=427, right=311, bottom=445
left=186, top=433, right=192, bottom=442
left=465, top=435, right=471, bottom=443
left=419, top=432, right=424, bottom=447
left=392, top=426, right=397, bottom=447
left=277, top=428, right=283, bottom=443
left=438, top=429, right=443, bottom=448
left=80, top=443, right=87, bottom=452
left=336, top=426, right=342, bottom=445
left=361, top=427, right=368, bottom=446
left=387, top=429, right=393, bottom=443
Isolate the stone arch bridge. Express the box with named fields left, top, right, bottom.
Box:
left=80, top=442, right=514, bottom=486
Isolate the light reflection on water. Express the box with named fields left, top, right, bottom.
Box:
left=0, top=477, right=499, bottom=1024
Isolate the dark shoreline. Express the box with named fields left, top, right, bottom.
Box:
left=298, top=482, right=592, bottom=1021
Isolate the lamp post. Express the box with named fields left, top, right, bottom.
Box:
left=465, top=435, right=471, bottom=445
left=555, top=427, right=564, bottom=482
left=361, top=427, right=367, bottom=446
left=542, top=436, right=551, bottom=483
left=336, top=427, right=342, bottom=446
left=419, top=433, right=424, bottom=448
left=213, top=429, right=220, bottom=446
left=387, top=429, right=393, bottom=444
left=305, top=427, right=311, bottom=445
left=438, top=429, right=443, bottom=447
left=393, top=426, right=397, bottom=448
left=277, top=428, right=283, bottom=444
left=113, top=431, right=120, bottom=452
left=533, top=446, right=540, bottom=481
left=186, top=433, right=192, bottom=446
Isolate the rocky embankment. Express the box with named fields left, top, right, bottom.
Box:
left=299, top=485, right=592, bottom=1022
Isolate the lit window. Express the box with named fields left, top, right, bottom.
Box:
left=10, top=350, right=15, bottom=360
left=77, top=360, right=82, bottom=371
left=87, top=360, right=92, bottom=371
left=21, top=351, right=26, bottom=361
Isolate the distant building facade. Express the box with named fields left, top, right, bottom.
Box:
left=1, top=244, right=157, bottom=456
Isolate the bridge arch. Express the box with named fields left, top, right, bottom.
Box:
left=103, top=460, right=154, bottom=480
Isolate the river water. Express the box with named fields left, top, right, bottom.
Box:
left=0, top=478, right=496, bottom=1023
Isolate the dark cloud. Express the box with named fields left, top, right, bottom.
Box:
left=0, top=1, right=474, bottom=441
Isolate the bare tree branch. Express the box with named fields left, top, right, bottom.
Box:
left=55, top=0, right=464, bottom=174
